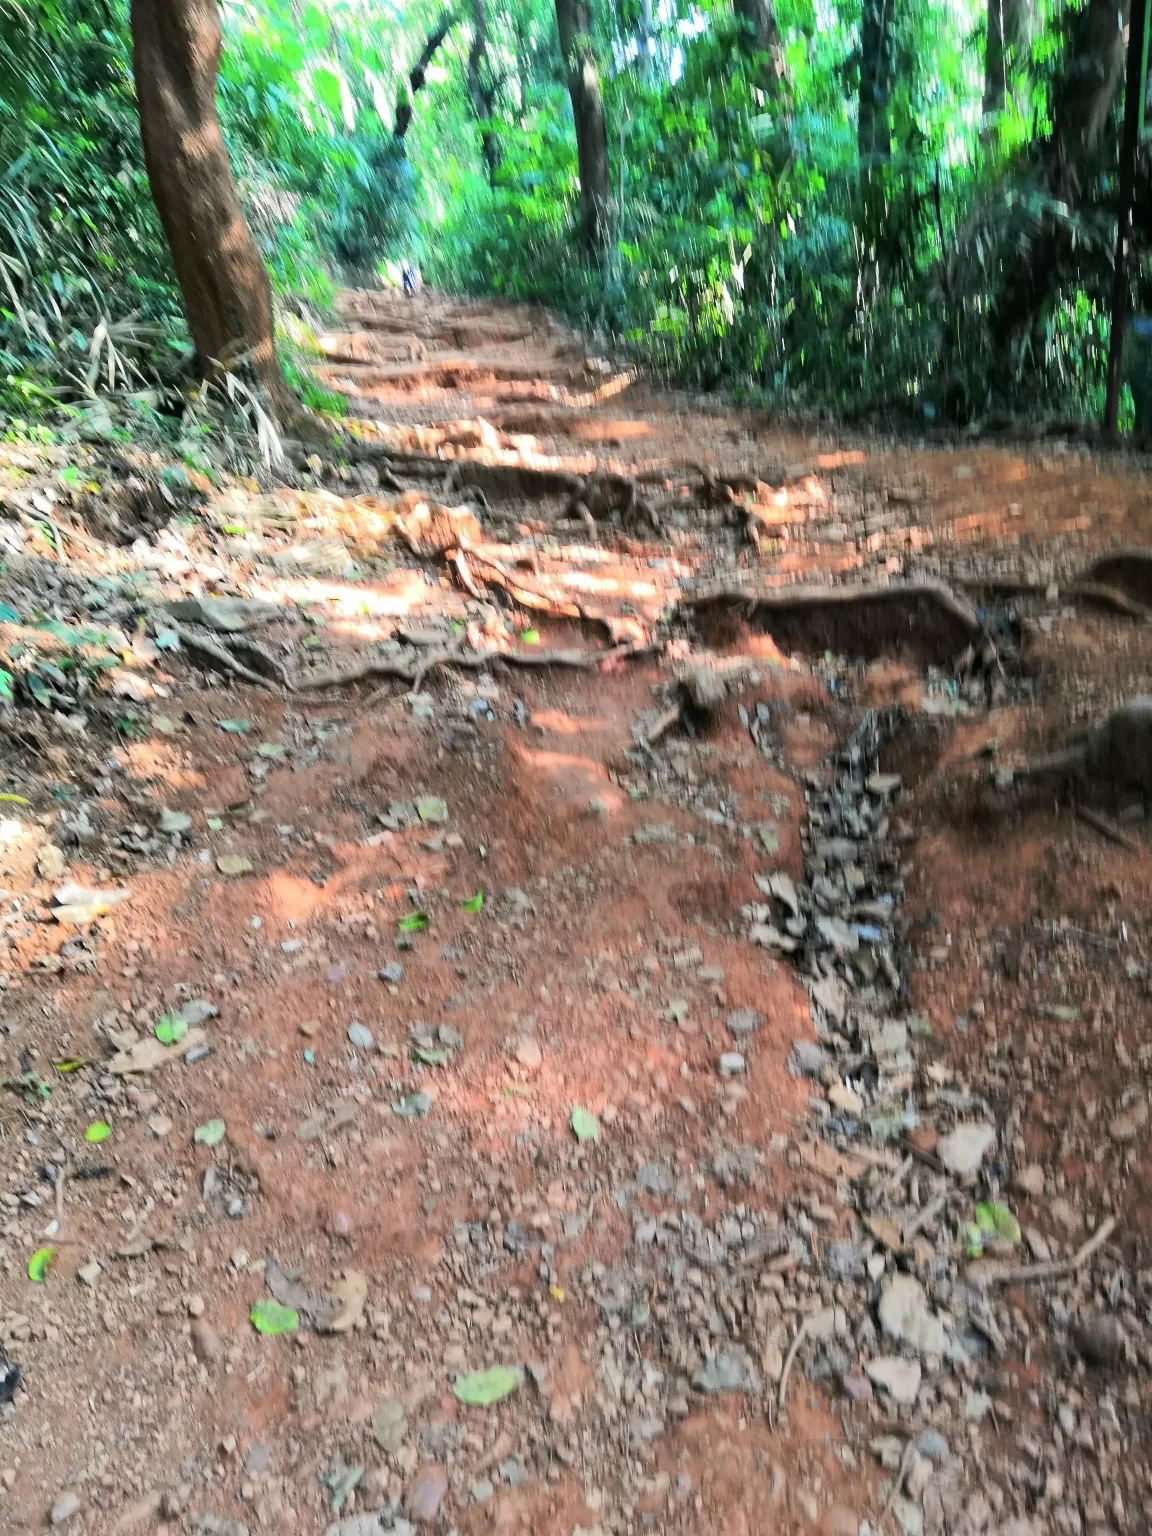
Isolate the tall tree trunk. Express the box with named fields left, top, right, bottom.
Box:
left=993, top=0, right=1129, bottom=350
left=129, top=0, right=293, bottom=416
left=468, top=0, right=502, bottom=183
left=554, top=0, right=609, bottom=261
left=982, top=0, right=1032, bottom=118
left=733, top=0, right=784, bottom=95
left=394, top=11, right=455, bottom=143
left=858, top=0, right=895, bottom=168
left=639, top=0, right=653, bottom=75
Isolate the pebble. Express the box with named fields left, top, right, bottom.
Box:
left=379, top=963, right=404, bottom=984
left=1013, top=1164, right=1045, bottom=1198
left=348, top=1024, right=374, bottom=1050
left=148, top=1114, right=173, bottom=1139
left=1109, top=1100, right=1148, bottom=1142
left=865, top=1356, right=921, bottom=1404
left=515, top=1037, right=542, bottom=1071
left=936, top=1121, right=995, bottom=1175
left=718, top=1052, right=746, bottom=1077
left=190, top=1318, right=222, bottom=1362
left=471, top=1479, right=494, bottom=1503
left=692, top=1345, right=760, bottom=1394
left=372, top=1396, right=408, bottom=1452
left=1071, top=1314, right=1128, bottom=1367
left=51, top=1492, right=81, bottom=1525
left=404, top=1463, right=448, bottom=1524
left=77, top=1260, right=101, bottom=1288
left=726, top=1007, right=762, bottom=1037
left=877, top=1274, right=949, bottom=1357
left=827, top=1082, right=864, bottom=1115
left=188, top=1295, right=205, bottom=1318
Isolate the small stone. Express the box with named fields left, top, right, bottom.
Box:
left=936, top=1122, right=995, bottom=1175
left=77, top=1260, right=101, bottom=1288
left=827, top=1506, right=858, bottom=1536
left=379, top=963, right=404, bottom=984
left=51, top=1492, right=81, bottom=1525
left=693, top=1346, right=760, bottom=1394
left=372, top=1397, right=408, bottom=1453
left=1050, top=1197, right=1081, bottom=1233
left=827, top=1083, right=864, bottom=1116
left=348, top=1024, right=374, bottom=1050
left=404, top=1464, right=447, bottom=1524
left=1014, top=1164, right=1045, bottom=1198
left=148, top=1114, right=173, bottom=1139
left=865, top=1357, right=921, bottom=1405
left=1023, top=1227, right=1050, bottom=1262
left=877, top=1274, right=949, bottom=1357
left=1109, top=1101, right=1148, bottom=1143
left=188, top=1295, right=205, bottom=1317
left=718, top=1052, right=746, bottom=1077
left=841, top=1373, right=873, bottom=1404
left=585, top=796, right=610, bottom=820
left=37, top=843, right=67, bottom=881
left=917, top=1430, right=949, bottom=1460
left=471, top=1480, right=494, bottom=1503
left=190, top=1318, right=222, bottom=1362
left=726, top=1008, right=762, bottom=1037
left=1072, top=1314, right=1128, bottom=1367
left=515, top=1038, right=542, bottom=1071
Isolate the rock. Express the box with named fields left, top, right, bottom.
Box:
left=164, top=596, right=275, bottom=632
left=636, top=1161, right=674, bottom=1195
left=917, top=1430, right=949, bottom=1460
left=1050, top=1197, right=1081, bottom=1233
left=693, top=1346, right=761, bottom=1394
left=347, top=1024, right=374, bottom=1050
left=865, top=1357, right=921, bottom=1405
left=471, top=1480, right=494, bottom=1503
left=37, top=843, right=67, bottom=881
left=190, top=1318, right=222, bottom=1362
left=827, top=1083, right=864, bottom=1116
left=405, top=1464, right=448, bottom=1524
left=841, top=1373, right=873, bottom=1404
left=795, top=1490, right=820, bottom=1524
left=1023, top=1227, right=1050, bottom=1262
left=1109, top=1101, right=1148, bottom=1142
left=372, top=1396, right=408, bottom=1452
left=1013, top=1164, right=1045, bottom=1198
left=726, top=1008, right=763, bottom=1037
left=196, top=1518, right=250, bottom=1536
left=324, top=1519, right=396, bottom=1536
left=877, top=1274, right=949, bottom=1357
left=827, top=1506, right=858, bottom=1536
left=514, top=1037, right=542, bottom=1071
left=936, top=1122, right=995, bottom=1176
left=77, top=1260, right=101, bottom=1288
left=1071, top=1314, right=1128, bottom=1367
left=788, top=1040, right=827, bottom=1077
left=379, top=963, right=404, bottom=984
left=51, top=1491, right=81, bottom=1525
left=718, top=1052, right=746, bottom=1077
left=629, top=1416, right=665, bottom=1442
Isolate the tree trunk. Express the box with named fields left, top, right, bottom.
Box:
left=993, top=0, right=1129, bottom=349
left=733, top=0, right=784, bottom=95
left=129, top=0, right=293, bottom=416
left=858, top=0, right=895, bottom=168
left=554, top=0, right=610, bottom=261
left=982, top=0, right=1031, bottom=118
left=394, top=11, right=455, bottom=143
left=468, top=0, right=502, bottom=183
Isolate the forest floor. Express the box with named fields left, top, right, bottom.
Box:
left=3, top=289, right=1152, bottom=1536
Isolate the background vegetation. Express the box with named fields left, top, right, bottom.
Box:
left=0, top=0, right=1145, bottom=436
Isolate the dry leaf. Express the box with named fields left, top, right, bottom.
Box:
left=322, top=1269, right=368, bottom=1334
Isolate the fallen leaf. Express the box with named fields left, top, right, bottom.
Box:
left=460, top=890, right=484, bottom=913
left=51, top=883, right=131, bottom=924
left=323, top=1269, right=368, bottom=1334
left=217, top=718, right=251, bottom=734
left=193, top=1118, right=226, bottom=1147
left=84, top=1121, right=112, bottom=1144
left=397, top=911, right=429, bottom=933
left=53, top=1057, right=89, bottom=1074
left=974, top=1200, right=1021, bottom=1245
left=154, top=1012, right=188, bottom=1046
left=27, top=1246, right=55, bottom=1283
left=216, top=854, right=253, bottom=877
left=570, top=1106, right=599, bottom=1143
left=158, top=808, right=192, bottom=835
left=250, top=1298, right=298, bottom=1335
left=416, top=796, right=448, bottom=824
left=453, top=1364, right=525, bottom=1406
left=412, top=1046, right=448, bottom=1066
left=549, top=1284, right=565, bottom=1303
left=0, top=792, right=29, bottom=805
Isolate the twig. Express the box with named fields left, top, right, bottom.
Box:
left=168, top=622, right=278, bottom=690
left=54, top=1161, right=68, bottom=1233
left=898, top=1136, right=948, bottom=1176
left=1069, top=580, right=1151, bottom=622
left=1075, top=804, right=1139, bottom=853
left=878, top=1438, right=918, bottom=1529
left=644, top=702, right=682, bottom=744
left=977, top=1213, right=1118, bottom=1285
left=452, top=548, right=486, bottom=603
left=901, top=1191, right=948, bottom=1243
left=224, top=635, right=292, bottom=689
left=778, top=1313, right=816, bottom=1411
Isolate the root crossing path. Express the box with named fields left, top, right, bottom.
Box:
left=3, top=288, right=1152, bottom=1536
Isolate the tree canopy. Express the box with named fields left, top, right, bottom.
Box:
left=0, top=0, right=1146, bottom=433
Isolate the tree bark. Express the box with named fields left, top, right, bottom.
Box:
left=982, top=0, right=1032, bottom=117
left=129, top=0, right=294, bottom=416
left=733, top=0, right=784, bottom=94
left=993, top=0, right=1130, bottom=348
left=394, top=11, right=456, bottom=143
left=468, top=0, right=502, bottom=182
left=858, top=0, right=895, bottom=168
left=554, top=0, right=610, bottom=261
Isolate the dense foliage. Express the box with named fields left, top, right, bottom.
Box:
left=0, top=0, right=1145, bottom=431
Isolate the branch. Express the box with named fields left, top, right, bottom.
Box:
left=395, top=10, right=457, bottom=141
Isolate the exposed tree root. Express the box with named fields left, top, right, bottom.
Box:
left=167, top=622, right=279, bottom=690
left=301, top=639, right=660, bottom=695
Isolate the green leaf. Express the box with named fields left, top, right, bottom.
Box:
left=416, top=796, right=448, bottom=823
left=0, top=603, right=20, bottom=623
left=216, top=853, right=253, bottom=876
left=222, top=523, right=247, bottom=535
left=217, top=718, right=251, bottom=734
left=570, top=1106, right=599, bottom=1143
left=257, top=743, right=286, bottom=759
left=84, top=1120, right=111, bottom=1143
left=154, top=1011, right=188, bottom=1045
left=27, top=1245, right=55, bottom=1283
left=0, top=671, right=12, bottom=703
left=250, top=1298, right=298, bottom=1335
left=520, top=628, right=540, bottom=645
left=52, top=1057, right=88, bottom=1073
left=397, top=911, right=429, bottom=932
left=460, top=890, right=484, bottom=913
left=974, top=1201, right=1020, bottom=1245
left=452, top=1363, right=525, bottom=1406
left=0, top=790, right=28, bottom=803
left=193, top=1118, right=226, bottom=1147
left=965, top=1222, right=985, bottom=1258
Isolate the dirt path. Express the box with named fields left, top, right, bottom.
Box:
left=2, top=290, right=1152, bottom=1536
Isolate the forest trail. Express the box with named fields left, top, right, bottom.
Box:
left=3, top=289, right=1152, bottom=1536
